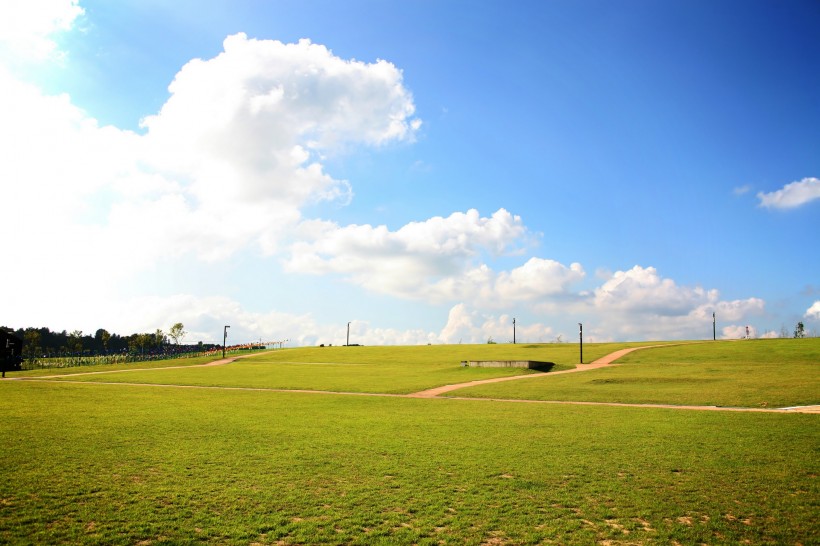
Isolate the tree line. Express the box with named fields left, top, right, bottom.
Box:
left=1, top=323, right=218, bottom=360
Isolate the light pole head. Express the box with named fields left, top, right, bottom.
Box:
left=222, top=325, right=230, bottom=358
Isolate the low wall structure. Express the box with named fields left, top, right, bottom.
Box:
left=461, top=360, right=552, bottom=369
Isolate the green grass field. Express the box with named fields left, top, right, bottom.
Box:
left=40, top=343, right=657, bottom=394
left=0, top=339, right=817, bottom=544
left=458, top=339, right=820, bottom=408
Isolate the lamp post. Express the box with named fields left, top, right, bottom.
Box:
left=513, top=318, right=516, bottom=344
left=578, top=323, right=583, bottom=364
left=712, top=312, right=716, bottom=341
left=346, top=322, right=351, bottom=347
left=223, top=325, right=230, bottom=358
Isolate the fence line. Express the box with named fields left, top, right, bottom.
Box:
left=21, top=344, right=266, bottom=370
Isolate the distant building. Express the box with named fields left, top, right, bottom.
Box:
left=1, top=331, right=24, bottom=373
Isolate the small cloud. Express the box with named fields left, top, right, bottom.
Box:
left=722, top=324, right=757, bottom=339
left=410, top=159, right=432, bottom=173
left=733, top=185, right=751, bottom=196
left=757, top=177, right=820, bottom=209
left=806, top=301, right=820, bottom=321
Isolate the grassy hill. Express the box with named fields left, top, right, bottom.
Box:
left=457, top=338, right=820, bottom=408
left=0, top=339, right=817, bottom=544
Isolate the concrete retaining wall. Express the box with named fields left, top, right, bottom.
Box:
left=461, top=360, right=551, bottom=369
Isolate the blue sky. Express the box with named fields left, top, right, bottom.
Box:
left=2, top=0, right=819, bottom=345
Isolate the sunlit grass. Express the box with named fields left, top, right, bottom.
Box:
left=0, top=381, right=816, bottom=545
left=1, top=339, right=817, bottom=544
left=42, top=343, right=615, bottom=393
left=457, top=338, right=820, bottom=408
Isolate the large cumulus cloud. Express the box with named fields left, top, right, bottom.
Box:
left=1, top=28, right=423, bottom=333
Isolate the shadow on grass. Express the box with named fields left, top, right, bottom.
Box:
left=529, top=361, right=556, bottom=372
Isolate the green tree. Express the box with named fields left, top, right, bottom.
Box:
left=794, top=321, right=805, bottom=339
left=22, top=328, right=41, bottom=362
left=168, top=323, right=186, bottom=345
left=95, top=328, right=111, bottom=353
left=153, top=329, right=167, bottom=349
left=128, top=333, right=151, bottom=355
left=67, top=330, right=83, bottom=354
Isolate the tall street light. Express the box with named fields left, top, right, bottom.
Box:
left=346, top=322, right=351, bottom=347
left=513, top=318, right=516, bottom=344
left=712, top=312, right=716, bottom=341
left=223, top=325, right=230, bottom=358
left=578, top=323, right=583, bottom=364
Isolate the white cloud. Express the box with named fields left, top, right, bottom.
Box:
left=285, top=208, right=535, bottom=302
left=721, top=324, right=757, bottom=339
left=584, top=266, right=766, bottom=341
left=285, top=243, right=770, bottom=343
left=284, top=211, right=587, bottom=309
left=97, top=294, right=442, bottom=347
left=142, top=34, right=418, bottom=175
left=495, top=258, right=585, bottom=300
left=593, top=265, right=718, bottom=315
left=1, top=32, right=423, bottom=333
left=0, top=0, right=83, bottom=62
left=133, top=33, right=420, bottom=259
left=98, top=294, right=340, bottom=346
left=806, top=301, right=820, bottom=321
left=104, top=296, right=545, bottom=347
left=3, top=32, right=421, bottom=268
left=757, top=177, right=820, bottom=209
left=345, top=320, right=438, bottom=346
left=438, top=304, right=554, bottom=344
left=0, top=68, right=150, bottom=327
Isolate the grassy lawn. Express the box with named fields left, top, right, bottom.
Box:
left=39, top=344, right=635, bottom=394
left=0, top=381, right=816, bottom=545
left=1, top=339, right=817, bottom=544
left=458, top=339, right=820, bottom=408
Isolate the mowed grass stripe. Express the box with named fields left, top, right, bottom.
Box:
left=0, top=380, right=816, bottom=545
left=18, top=378, right=810, bottom=414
